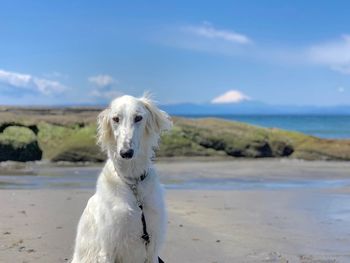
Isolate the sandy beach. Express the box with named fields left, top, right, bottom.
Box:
left=1, top=159, right=350, bottom=263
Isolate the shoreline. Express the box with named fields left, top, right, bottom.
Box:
left=1, top=155, right=350, bottom=168
left=1, top=159, right=350, bottom=190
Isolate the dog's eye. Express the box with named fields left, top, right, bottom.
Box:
left=112, top=116, right=119, bottom=123
left=134, top=115, right=143, bottom=123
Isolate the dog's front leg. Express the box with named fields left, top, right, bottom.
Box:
left=96, top=236, right=117, bottom=263
left=145, top=255, right=158, bottom=263
left=97, top=249, right=115, bottom=263
left=146, top=243, right=160, bottom=263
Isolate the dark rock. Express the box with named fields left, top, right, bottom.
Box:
left=271, top=140, right=294, bottom=156
left=0, top=126, right=42, bottom=162
left=51, top=146, right=106, bottom=162
left=225, top=147, right=244, bottom=157
left=245, top=141, right=273, bottom=158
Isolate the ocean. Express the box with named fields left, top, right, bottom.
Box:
left=181, top=115, right=350, bottom=139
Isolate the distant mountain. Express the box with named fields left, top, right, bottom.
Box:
left=160, top=101, right=350, bottom=115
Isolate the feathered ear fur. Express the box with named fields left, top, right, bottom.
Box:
left=97, top=108, right=113, bottom=152
left=140, top=95, right=172, bottom=135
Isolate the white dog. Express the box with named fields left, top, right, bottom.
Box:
left=72, top=95, right=172, bottom=263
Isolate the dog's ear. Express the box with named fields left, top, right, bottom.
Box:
left=140, top=96, right=172, bottom=135
left=97, top=108, right=113, bottom=152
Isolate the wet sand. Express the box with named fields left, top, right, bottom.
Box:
left=1, top=159, right=350, bottom=263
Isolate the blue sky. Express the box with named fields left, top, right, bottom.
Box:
left=1, top=0, right=350, bottom=106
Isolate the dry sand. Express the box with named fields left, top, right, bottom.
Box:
left=1, top=159, right=350, bottom=263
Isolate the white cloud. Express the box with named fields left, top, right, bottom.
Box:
left=0, top=69, right=66, bottom=95
left=88, top=74, right=115, bottom=87
left=211, top=90, right=250, bottom=104
left=88, top=74, right=121, bottom=101
left=0, top=70, right=31, bottom=87
left=183, top=22, right=252, bottom=44
left=308, top=35, right=350, bottom=74
left=33, top=78, right=66, bottom=94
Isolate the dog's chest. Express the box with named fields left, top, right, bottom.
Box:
left=109, top=184, right=162, bottom=244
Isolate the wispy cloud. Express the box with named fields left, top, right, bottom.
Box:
left=183, top=22, right=252, bottom=44
left=211, top=90, right=250, bottom=104
left=88, top=74, right=121, bottom=101
left=88, top=74, right=116, bottom=88
left=158, top=22, right=350, bottom=77
left=156, top=22, right=253, bottom=55
left=90, top=89, right=123, bottom=100
left=0, top=69, right=66, bottom=95
left=307, top=35, right=350, bottom=74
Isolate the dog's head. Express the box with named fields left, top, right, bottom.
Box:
left=97, top=94, right=172, bottom=160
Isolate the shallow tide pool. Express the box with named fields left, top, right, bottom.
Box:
left=1, top=166, right=350, bottom=191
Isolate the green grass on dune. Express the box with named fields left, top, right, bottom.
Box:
left=170, top=118, right=294, bottom=158
left=0, top=126, right=37, bottom=146
left=37, top=122, right=76, bottom=159
left=37, top=123, right=105, bottom=162
left=158, top=126, right=224, bottom=157
left=168, top=117, right=350, bottom=160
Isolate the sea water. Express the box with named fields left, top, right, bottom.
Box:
left=181, top=115, right=350, bottom=139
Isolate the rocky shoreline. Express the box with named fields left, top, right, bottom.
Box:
left=1, top=107, right=349, bottom=163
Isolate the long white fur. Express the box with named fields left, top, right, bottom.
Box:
left=72, top=95, right=172, bottom=263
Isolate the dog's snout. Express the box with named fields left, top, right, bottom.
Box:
left=120, top=149, right=134, bottom=159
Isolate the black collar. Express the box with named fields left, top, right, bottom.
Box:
left=120, top=169, right=149, bottom=185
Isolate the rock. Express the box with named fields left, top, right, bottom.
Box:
left=0, top=126, right=42, bottom=162
left=244, top=140, right=273, bottom=158
left=270, top=140, right=294, bottom=157
left=51, top=145, right=106, bottom=162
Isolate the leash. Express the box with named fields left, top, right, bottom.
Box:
left=123, top=170, right=165, bottom=263
left=129, top=176, right=150, bottom=246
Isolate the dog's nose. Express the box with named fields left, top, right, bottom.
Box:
left=120, top=149, right=134, bottom=159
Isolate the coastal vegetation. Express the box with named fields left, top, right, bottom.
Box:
left=0, top=107, right=349, bottom=162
